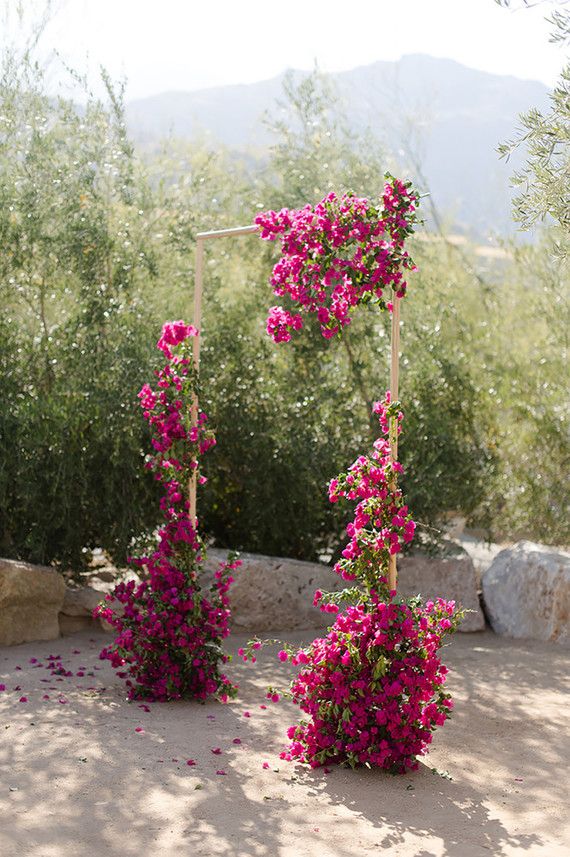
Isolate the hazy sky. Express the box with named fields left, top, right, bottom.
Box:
left=6, top=0, right=566, bottom=99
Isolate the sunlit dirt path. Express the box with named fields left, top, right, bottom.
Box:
left=0, top=630, right=568, bottom=857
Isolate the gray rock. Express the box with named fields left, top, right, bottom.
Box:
left=61, top=586, right=103, bottom=617
left=59, top=614, right=98, bottom=635
left=0, top=557, right=65, bottom=646
left=396, top=553, right=485, bottom=631
left=203, top=549, right=341, bottom=632
left=59, top=574, right=142, bottom=635
left=59, top=585, right=103, bottom=636
left=203, top=548, right=484, bottom=632
left=482, top=541, right=570, bottom=645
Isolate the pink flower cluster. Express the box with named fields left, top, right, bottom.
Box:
left=325, top=393, right=415, bottom=591
left=96, top=321, right=240, bottom=702
left=255, top=176, right=419, bottom=343
left=280, top=596, right=460, bottom=772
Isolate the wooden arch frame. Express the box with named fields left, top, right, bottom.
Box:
left=190, top=223, right=401, bottom=591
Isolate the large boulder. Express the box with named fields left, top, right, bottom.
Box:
left=204, top=548, right=484, bottom=632
left=482, top=541, right=570, bottom=645
left=59, top=585, right=104, bottom=635
left=59, top=573, right=139, bottom=635
left=204, top=549, right=341, bottom=632
left=0, top=558, right=66, bottom=646
left=397, top=553, right=485, bottom=631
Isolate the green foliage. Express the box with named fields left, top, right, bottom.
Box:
left=498, top=65, right=570, bottom=247
left=497, top=0, right=570, bottom=254
left=0, top=55, right=567, bottom=575
left=482, top=241, right=570, bottom=545
left=0, top=58, right=161, bottom=570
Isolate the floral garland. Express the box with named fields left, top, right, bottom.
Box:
left=96, top=321, right=240, bottom=702
left=255, top=176, right=419, bottom=343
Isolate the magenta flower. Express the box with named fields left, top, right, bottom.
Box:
left=256, top=179, right=419, bottom=344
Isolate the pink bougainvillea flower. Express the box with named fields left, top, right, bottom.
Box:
left=232, top=738, right=242, bottom=745
left=18, top=696, right=27, bottom=703
left=42, top=694, right=50, bottom=700
left=138, top=704, right=151, bottom=713
left=215, top=770, right=226, bottom=776
left=262, top=762, right=270, bottom=770
left=255, top=179, right=419, bottom=344
left=243, top=711, right=251, bottom=718
left=135, top=727, right=144, bottom=733
left=210, top=747, right=222, bottom=755
left=186, top=759, right=197, bottom=766
left=0, top=684, right=5, bottom=692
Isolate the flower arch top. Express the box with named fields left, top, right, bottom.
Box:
left=255, top=176, right=419, bottom=343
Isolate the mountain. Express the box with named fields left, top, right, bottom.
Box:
left=125, top=54, right=551, bottom=238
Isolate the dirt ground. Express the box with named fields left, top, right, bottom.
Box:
left=0, top=629, right=568, bottom=857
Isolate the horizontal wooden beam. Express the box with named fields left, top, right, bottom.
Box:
left=196, top=224, right=258, bottom=240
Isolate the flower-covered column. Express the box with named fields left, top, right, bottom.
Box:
left=96, top=321, right=240, bottom=702
left=256, top=176, right=419, bottom=594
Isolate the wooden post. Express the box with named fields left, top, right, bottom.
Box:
left=388, top=296, right=401, bottom=592
left=189, top=224, right=258, bottom=526
left=189, top=237, right=205, bottom=526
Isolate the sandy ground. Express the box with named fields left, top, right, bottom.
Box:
left=0, top=629, right=568, bottom=857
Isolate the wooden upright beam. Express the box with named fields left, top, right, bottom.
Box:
left=189, top=224, right=258, bottom=525
left=388, top=296, right=401, bottom=592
